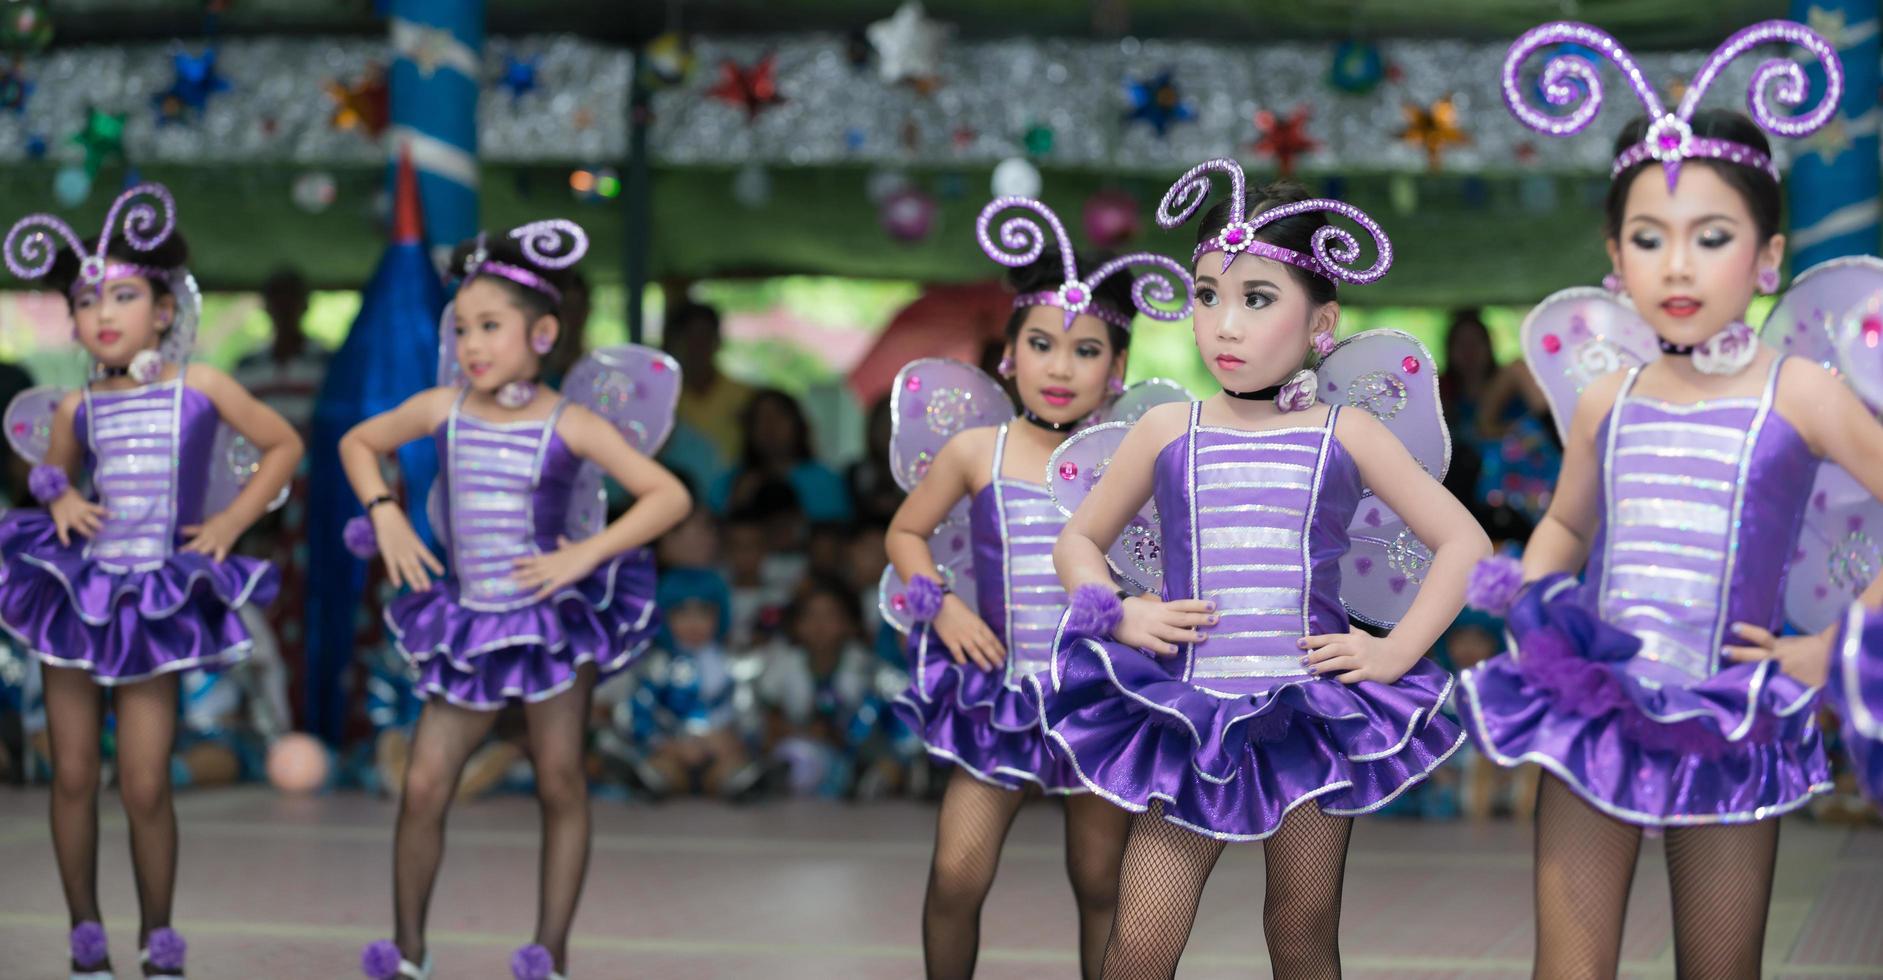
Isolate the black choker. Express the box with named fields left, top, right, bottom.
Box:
left=1020, top=410, right=1075, bottom=433
left=1657, top=338, right=1696, bottom=356
left=1224, top=384, right=1284, bottom=401
left=96, top=366, right=131, bottom=378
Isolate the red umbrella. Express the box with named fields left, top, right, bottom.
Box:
left=848, top=281, right=1011, bottom=406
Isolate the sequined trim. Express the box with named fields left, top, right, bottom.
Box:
left=1838, top=602, right=1880, bottom=738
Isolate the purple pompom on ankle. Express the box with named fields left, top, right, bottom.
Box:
left=360, top=939, right=403, bottom=979
left=143, top=927, right=186, bottom=972
left=511, top=943, right=556, bottom=980
left=905, top=574, right=945, bottom=621
left=28, top=464, right=69, bottom=504
left=1065, top=583, right=1123, bottom=638
left=1466, top=555, right=1525, bottom=616
left=70, top=921, right=108, bottom=967
left=344, top=515, right=380, bottom=559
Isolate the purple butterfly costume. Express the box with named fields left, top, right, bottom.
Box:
left=1037, top=403, right=1464, bottom=840
left=0, top=380, right=276, bottom=683
left=1827, top=602, right=1883, bottom=802
left=894, top=423, right=1083, bottom=793
left=1459, top=358, right=1832, bottom=825
left=384, top=392, right=657, bottom=709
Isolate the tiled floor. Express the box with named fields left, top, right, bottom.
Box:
left=0, top=787, right=1878, bottom=978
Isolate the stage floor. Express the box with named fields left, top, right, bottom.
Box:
left=0, top=787, right=1878, bottom=978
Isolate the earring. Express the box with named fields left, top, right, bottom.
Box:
left=531, top=333, right=555, bottom=355
left=1602, top=273, right=1623, bottom=293
left=1107, top=376, right=1126, bottom=395
left=1757, top=267, right=1779, bottom=295
left=1313, top=331, right=1336, bottom=357
left=997, top=355, right=1014, bottom=378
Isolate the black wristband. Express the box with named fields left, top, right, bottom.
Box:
left=364, top=494, right=396, bottom=512
left=1115, top=588, right=1130, bottom=601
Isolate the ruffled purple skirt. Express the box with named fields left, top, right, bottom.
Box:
left=1829, top=602, right=1883, bottom=803
left=385, top=548, right=658, bottom=710
left=1457, top=575, right=1829, bottom=826
left=0, top=510, right=276, bottom=684
left=891, top=627, right=1082, bottom=794
left=1037, top=634, right=1464, bottom=841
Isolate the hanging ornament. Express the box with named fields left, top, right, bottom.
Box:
left=1327, top=39, right=1385, bottom=95
left=70, top=108, right=127, bottom=177
left=867, top=1, right=950, bottom=88
left=569, top=166, right=621, bottom=204
left=707, top=55, right=784, bottom=122
left=1082, top=188, right=1140, bottom=249
left=643, top=32, right=694, bottom=89
left=1, top=2, right=52, bottom=55
left=326, top=67, right=390, bottom=138
left=0, top=61, right=30, bottom=114
left=732, top=163, right=772, bottom=209
left=1400, top=96, right=1468, bottom=171
left=292, top=171, right=337, bottom=214
left=152, top=47, right=230, bottom=125
left=880, top=187, right=937, bottom=243
left=497, top=54, right=538, bottom=99
left=52, top=164, right=91, bottom=207
left=1251, top=105, right=1320, bottom=178
left=989, top=157, right=1041, bottom=198
left=1022, top=122, right=1055, bottom=158
left=1123, top=69, right=1195, bottom=138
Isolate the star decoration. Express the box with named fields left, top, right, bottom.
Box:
left=1807, top=6, right=1848, bottom=48
left=325, top=67, right=390, bottom=138
left=867, top=1, right=950, bottom=87
left=497, top=55, right=538, bottom=99
left=152, top=48, right=229, bottom=125
left=70, top=108, right=127, bottom=177
left=1804, top=116, right=1853, bottom=165
left=1123, top=69, right=1195, bottom=138
left=707, top=55, right=785, bottom=121
left=1023, top=122, right=1055, bottom=157
left=1251, top=105, right=1320, bottom=177
left=1400, top=96, right=1468, bottom=171
left=0, top=63, right=31, bottom=115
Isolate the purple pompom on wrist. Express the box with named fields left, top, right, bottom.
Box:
left=906, top=574, right=946, bottom=621
left=343, top=516, right=379, bottom=560
left=1466, top=555, right=1525, bottom=616
left=70, top=921, right=108, bottom=968
left=360, top=939, right=403, bottom=979
left=511, top=943, right=556, bottom=980
left=1065, top=583, right=1124, bottom=638
left=143, top=927, right=186, bottom=972
left=28, top=464, right=68, bottom=504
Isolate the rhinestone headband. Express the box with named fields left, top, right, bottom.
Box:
left=1503, top=20, right=1842, bottom=191
left=4, top=183, right=178, bottom=296
left=460, top=219, right=590, bottom=305
left=1157, top=157, right=1393, bottom=284
left=976, top=196, right=1192, bottom=331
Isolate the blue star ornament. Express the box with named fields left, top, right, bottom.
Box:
left=1124, top=69, right=1194, bottom=137
left=153, top=48, right=230, bottom=123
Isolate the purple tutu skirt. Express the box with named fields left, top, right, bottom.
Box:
left=1038, top=634, right=1464, bottom=841
left=892, top=627, right=1082, bottom=794
left=385, top=548, right=658, bottom=710
left=0, top=510, right=276, bottom=684
left=1457, top=574, right=1829, bottom=826
left=1830, top=602, right=1883, bottom=803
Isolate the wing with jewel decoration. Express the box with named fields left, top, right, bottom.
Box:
left=1043, top=422, right=1164, bottom=595
left=877, top=358, right=1016, bottom=634
left=1520, top=287, right=1661, bottom=443
left=559, top=344, right=683, bottom=540
left=3, top=386, right=66, bottom=466
left=1319, top=329, right=1452, bottom=627
left=1093, top=377, right=1192, bottom=426
left=201, top=423, right=290, bottom=517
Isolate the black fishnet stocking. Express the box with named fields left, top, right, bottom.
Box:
left=1533, top=773, right=1642, bottom=978
left=1099, top=803, right=1226, bottom=979
left=921, top=770, right=1026, bottom=979
left=1663, top=819, right=1778, bottom=979
left=1261, top=802, right=1352, bottom=979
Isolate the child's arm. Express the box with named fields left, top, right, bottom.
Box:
left=883, top=428, right=1004, bottom=669
left=338, top=387, right=455, bottom=590
left=1518, top=370, right=1623, bottom=582
left=1304, top=409, right=1492, bottom=684
left=182, top=364, right=305, bottom=561
left=1052, top=402, right=1212, bottom=656
left=42, top=391, right=106, bottom=545
left=511, top=402, right=691, bottom=598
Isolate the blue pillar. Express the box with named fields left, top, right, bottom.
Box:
left=1789, top=0, right=1880, bottom=266
left=388, top=0, right=482, bottom=263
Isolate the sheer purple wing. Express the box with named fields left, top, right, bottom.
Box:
left=877, top=511, right=981, bottom=635
left=889, top=358, right=1014, bottom=494
left=1786, top=466, right=1883, bottom=634
left=1092, top=377, right=1192, bottom=427
left=559, top=344, right=682, bottom=541
left=1520, top=287, right=1659, bottom=443
left=3, top=386, right=67, bottom=466
left=201, top=423, right=289, bottom=518
left=1045, top=421, right=1163, bottom=595
left=1342, top=497, right=1432, bottom=629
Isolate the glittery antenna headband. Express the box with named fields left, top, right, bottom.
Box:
left=4, top=183, right=178, bottom=296
left=460, top=218, right=590, bottom=305
left=1503, top=20, right=1842, bottom=191
left=976, top=196, right=1193, bottom=331
left=1156, top=158, right=1393, bottom=284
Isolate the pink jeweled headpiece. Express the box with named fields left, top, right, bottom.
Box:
left=1504, top=20, right=1842, bottom=192
left=3, top=183, right=178, bottom=296
left=459, top=219, right=590, bottom=305
left=1157, top=158, right=1393, bottom=283
left=976, top=196, right=1193, bottom=331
